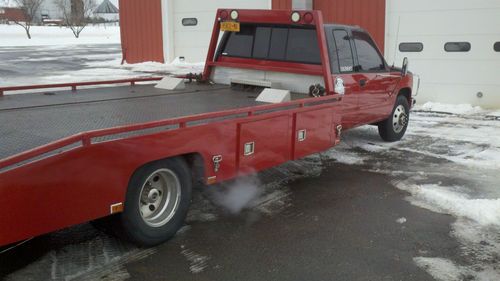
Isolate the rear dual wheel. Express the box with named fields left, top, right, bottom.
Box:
left=121, top=158, right=192, bottom=247
left=378, top=95, right=410, bottom=142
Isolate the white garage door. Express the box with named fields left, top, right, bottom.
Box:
left=164, top=0, right=271, bottom=63
left=385, top=0, right=500, bottom=108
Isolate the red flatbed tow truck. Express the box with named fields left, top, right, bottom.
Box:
left=0, top=9, right=415, bottom=247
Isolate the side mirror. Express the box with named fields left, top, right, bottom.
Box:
left=401, top=57, right=409, bottom=77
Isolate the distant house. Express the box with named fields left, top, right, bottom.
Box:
left=94, top=0, right=118, bottom=22
left=0, top=7, right=27, bottom=23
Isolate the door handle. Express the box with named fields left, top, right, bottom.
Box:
left=359, top=79, right=367, bottom=87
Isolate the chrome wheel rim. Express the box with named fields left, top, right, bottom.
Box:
left=138, top=169, right=181, bottom=227
left=392, top=105, right=408, bottom=133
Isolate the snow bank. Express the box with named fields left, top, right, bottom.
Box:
left=416, top=102, right=484, bottom=115
left=122, top=58, right=205, bottom=76
left=395, top=182, right=500, bottom=226
left=0, top=25, right=120, bottom=47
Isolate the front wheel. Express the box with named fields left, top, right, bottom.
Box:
left=121, top=157, right=192, bottom=247
left=378, top=95, right=410, bottom=142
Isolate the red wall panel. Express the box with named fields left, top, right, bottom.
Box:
left=272, top=0, right=292, bottom=10
left=313, top=0, right=386, bottom=53
left=119, top=0, right=164, bottom=63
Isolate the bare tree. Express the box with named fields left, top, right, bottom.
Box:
left=56, top=0, right=96, bottom=38
left=13, top=0, right=45, bottom=39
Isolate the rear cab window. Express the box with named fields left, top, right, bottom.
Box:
left=219, top=24, right=322, bottom=65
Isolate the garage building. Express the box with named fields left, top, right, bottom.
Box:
left=119, top=0, right=500, bottom=108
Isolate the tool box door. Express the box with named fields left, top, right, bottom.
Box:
left=294, top=108, right=338, bottom=159
left=238, top=115, right=291, bottom=173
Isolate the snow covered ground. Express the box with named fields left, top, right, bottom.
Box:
left=0, top=43, right=202, bottom=89
left=0, top=25, right=120, bottom=47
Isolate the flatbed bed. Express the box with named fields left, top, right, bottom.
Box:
left=0, top=83, right=306, bottom=159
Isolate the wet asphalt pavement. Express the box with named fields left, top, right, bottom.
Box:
left=123, top=164, right=456, bottom=281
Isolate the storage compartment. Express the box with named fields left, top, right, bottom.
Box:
left=238, top=115, right=291, bottom=173
left=294, top=108, right=338, bottom=159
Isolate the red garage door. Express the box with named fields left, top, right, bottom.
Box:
left=313, top=0, right=386, bottom=53
left=119, top=0, right=164, bottom=63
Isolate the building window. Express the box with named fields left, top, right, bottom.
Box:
left=444, top=42, right=471, bottom=52
left=399, top=42, right=423, bottom=52
left=0, top=9, right=5, bottom=14
left=494, top=42, right=500, bottom=52
left=182, top=18, right=198, bottom=26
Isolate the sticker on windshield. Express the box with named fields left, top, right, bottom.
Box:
left=340, top=66, right=353, bottom=72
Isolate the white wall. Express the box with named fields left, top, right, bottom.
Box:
left=162, top=0, right=272, bottom=63
left=385, top=0, right=500, bottom=108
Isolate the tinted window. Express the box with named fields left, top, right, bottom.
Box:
left=286, top=29, right=321, bottom=64
left=399, top=42, right=423, bottom=52
left=353, top=31, right=384, bottom=71
left=182, top=18, right=198, bottom=26
left=268, top=28, right=288, bottom=61
left=221, top=25, right=321, bottom=64
left=222, top=25, right=254, bottom=57
left=333, top=30, right=354, bottom=72
left=253, top=27, right=271, bottom=58
left=494, top=42, right=500, bottom=52
left=444, top=42, right=471, bottom=52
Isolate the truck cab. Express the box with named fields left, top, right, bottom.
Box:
left=205, top=10, right=414, bottom=137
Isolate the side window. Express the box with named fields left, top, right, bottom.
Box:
left=333, top=30, right=354, bottom=72
left=286, top=28, right=321, bottom=64
left=222, top=25, right=254, bottom=58
left=444, top=42, right=471, bottom=52
left=352, top=31, right=385, bottom=71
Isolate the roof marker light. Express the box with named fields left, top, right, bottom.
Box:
left=230, top=10, right=239, bottom=20
left=291, top=11, right=301, bottom=23
left=303, top=12, right=313, bottom=23
left=220, top=10, right=228, bottom=20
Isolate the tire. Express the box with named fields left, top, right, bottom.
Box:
left=378, top=95, right=410, bottom=142
left=121, top=157, right=192, bottom=247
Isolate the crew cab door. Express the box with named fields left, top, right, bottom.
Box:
left=351, top=30, right=398, bottom=123
left=327, top=28, right=360, bottom=129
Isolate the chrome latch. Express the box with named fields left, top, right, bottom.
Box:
left=298, top=129, right=307, bottom=142
left=244, top=142, right=255, bottom=156
left=212, top=155, right=222, bottom=173
left=336, top=125, right=343, bottom=138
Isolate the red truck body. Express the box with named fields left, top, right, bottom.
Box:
left=0, top=9, right=414, bottom=247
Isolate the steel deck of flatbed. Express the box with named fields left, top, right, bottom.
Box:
left=0, top=83, right=306, bottom=160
